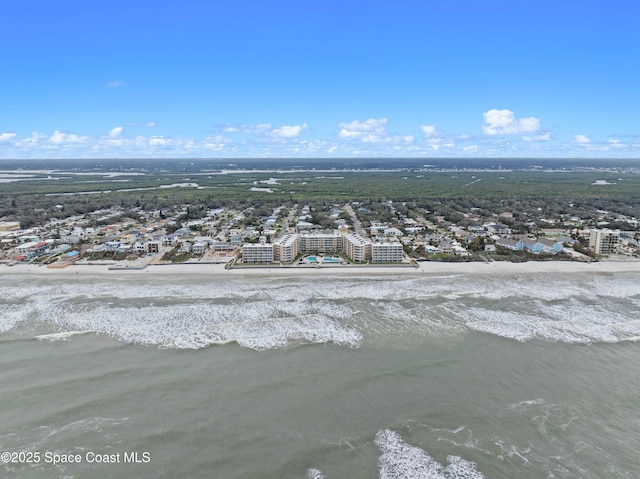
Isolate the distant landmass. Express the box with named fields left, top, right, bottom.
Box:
left=1, top=157, right=639, bottom=173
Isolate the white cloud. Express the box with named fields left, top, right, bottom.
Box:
left=223, top=123, right=272, bottom=134
left=425, top=137, right=455, bottom=150
left=608, top=138, right=624, bottom=148
left=3, top=123, right=640, bottom=160
left=483, top=109, right=540, bottom=135
left=149, top=136, right=168, bottom=146
left=49, top=130, right=88, bottom=145
left=201, top=135, right=232, bottom=150
left=522, top=132, right=551, bottom=142
left=338, top=118, right=388, bottom=139
left=127, top=121, right=156, bottom=128
left=221, top=122, right=308, bottom=140
left=106, top=81, right=126, bottom=88
left=109, top=126, right=124, bottom=138
left=145, top=136, right=197, bottom=151
left=420, top=125, right=436, bottom=137
left=270, top=123, right=308, bottom=138
left=49, top=131, right=65, bottom=144
left=337, top=118, right=420, bottom=145
left=17, top=132, right=46, bottom=146
left=361, top=134, right=385, bottom=143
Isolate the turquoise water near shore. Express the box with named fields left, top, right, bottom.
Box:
left=1, top=272, right=639, bottom=478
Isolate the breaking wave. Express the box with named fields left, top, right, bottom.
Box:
left=305, top=430, right=486, bottom=479
left=307, top=468, right=325, bottom=479
left=1, top=271, right=639, bottom=349
left=376, top=429, right=486, bottom=479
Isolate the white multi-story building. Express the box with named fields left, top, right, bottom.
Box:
left=299, top=233, right=343, bottom=253
left=589, top=229, right=620, bottom=255
left=273, top=234, right=300, bottom=263
left=242, top=243, right=274, bottom=264
left=145, top=241, right=161, bottom=253
left=192, top=242, right=207, bottom=255
left=0, top=221, right=20, bottom=232
left=241, top=233, right=405, bottom=265
left=486, top=223, right=510, bottom=235
left=162, top=234, right=178, bottom=246
left=371, top=242, right=404, bottom=263
left=343, top=234, right=372, bottom=262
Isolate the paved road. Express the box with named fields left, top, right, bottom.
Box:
left=343, top=204, right=367, bottom=237
left=278, top=204, right=298, bottom=238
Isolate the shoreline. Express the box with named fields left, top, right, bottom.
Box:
left=2, top=259, right=640, bottom=278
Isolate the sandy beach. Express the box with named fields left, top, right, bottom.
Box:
left=2, top=259, right=640, bottom=278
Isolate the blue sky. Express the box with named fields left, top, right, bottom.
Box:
left=1, top=0, right=639, bottom=159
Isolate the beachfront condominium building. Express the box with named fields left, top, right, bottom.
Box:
left=371, top=242, right=404, bottom=263
left=243, top=233, right=405, bottom=264
left=589, top=229, right=620, bottom=255
left=299, top=233, right=343, bottom=254
left=273, top=234, right=300, bottom=263
left=242, top=243, right=274, bottom=263
left=343, top=234, right=372, bottom=262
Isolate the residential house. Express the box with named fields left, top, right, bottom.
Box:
left=162, top=234, right=178, bottom=246
left=59, top=234, right=80, bottom=244
left=192, top=242, right=207, bottom=255
left=104, top=241, right=121, bottom=251
left=486, top=223, right=510, bottom=235
left=516, top=238, right=563, bottom=254
left=133, top=242, right=146, bottom=254
left=145, top=241, right=161, bottom=254
left=496, top=238, right=519, bottom=250
left=230, top=234, right=244, bottom=246
left=538, top=238, right=564, bottom=254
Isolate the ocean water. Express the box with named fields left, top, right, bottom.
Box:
left=1, top=271, right=639, bottom=478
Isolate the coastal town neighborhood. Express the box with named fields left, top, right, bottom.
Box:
left=1, top=198, right=637, bottom=270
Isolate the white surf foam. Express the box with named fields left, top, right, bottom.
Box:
left=464, top=298, right=640, bottom=343
left=3, top=271, right=640, bottom=348
left=375, top=429, right=486, bottom=479
left=27, top=297, right=361, bottom=350
left=443, top=456, right=487, bottom=479
left=590, top=275, right=640, bottom=299
left=0, top=303, right=37, bottom=334
left=35, top=330, right=95, bottom=341
left=508, top=398, right=546, bottom=410
left=307, top=468, right=325, bottom=479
